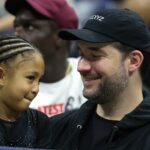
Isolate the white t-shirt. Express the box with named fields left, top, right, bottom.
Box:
left=30, top=58, right=86, bottom=116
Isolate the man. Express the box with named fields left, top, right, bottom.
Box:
left=48, top=9, right=150, bottom=150
left=5, top=0, right=86, bottom=116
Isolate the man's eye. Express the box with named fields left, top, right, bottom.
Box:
left=28, top=25, right=34, bottom=31
left=25, top=25, right=34, bottom=31
left=92, top=55, right=101, bottom=58
left=23, top=24, right=35, bottom=31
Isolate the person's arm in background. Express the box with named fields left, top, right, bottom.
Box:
left=0, top=15, right=14, bottom=32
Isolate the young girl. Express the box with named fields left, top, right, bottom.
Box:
left=0, top=35, right=51, bottom=148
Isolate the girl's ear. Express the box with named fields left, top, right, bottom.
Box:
left=128, top=50, right=144, bottom=73
left=0, top=67, right=6, bottom=86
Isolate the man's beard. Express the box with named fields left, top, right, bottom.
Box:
left=83, top=64, right=128, bottom=104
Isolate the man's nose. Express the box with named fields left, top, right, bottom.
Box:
left=77, top=58, right=92, bottom=73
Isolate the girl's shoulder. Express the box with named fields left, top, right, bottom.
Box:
left=27, top=108, right=49, bottom=123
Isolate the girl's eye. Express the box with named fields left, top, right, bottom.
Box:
left=26, top=75, right=35, bottom=80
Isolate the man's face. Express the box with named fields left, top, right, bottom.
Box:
left=78, top=41, right=129, bottom=104
left=14, top=9, right=58, bottom=59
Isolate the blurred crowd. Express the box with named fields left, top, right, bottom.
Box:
left=0, top=0, right=14, bottom=34
left=1, top=0, right=150, bottom=34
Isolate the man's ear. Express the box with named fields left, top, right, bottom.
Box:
left=0, top=67, right=6, bottom=86
left=128, top=50, right=144, bottom=73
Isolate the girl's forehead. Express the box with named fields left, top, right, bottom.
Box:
left=9, top=53, right=44, bottom=74
left=5, top=52, right=43, bottom=69
left=16, top=52, right=43, bottom=65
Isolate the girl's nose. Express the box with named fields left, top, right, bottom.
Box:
left=31, top=83, right=39, bottom=97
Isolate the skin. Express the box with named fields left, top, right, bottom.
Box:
left=14, top=8, right=70, bottom=83
left=0, top=52, right=44, bottom=121
left=78, top=41, right=144, bottom=120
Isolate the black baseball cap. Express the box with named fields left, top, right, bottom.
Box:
left=59, top=9, right=150, bottom=54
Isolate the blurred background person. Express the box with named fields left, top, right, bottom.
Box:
left=68, top=0, right=98, bottom=27
left=5, top=0, right=86, bottom=117
left=0, top=15, right=14, bottom=33
left=0, top=0, right=14, bottom=34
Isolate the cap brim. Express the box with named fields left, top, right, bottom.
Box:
left=5, top=0, right=26, bottom=15
left=59, top=28, right=115, bottom=43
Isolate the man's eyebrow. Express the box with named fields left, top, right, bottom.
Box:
left=87, top=47, right=99, bottom=51
left=78, top=45, right=99, bottom=51
left=14, top=18, right=38, bottom=24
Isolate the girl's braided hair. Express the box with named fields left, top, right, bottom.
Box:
left=0, top=34, right=38, bottom=63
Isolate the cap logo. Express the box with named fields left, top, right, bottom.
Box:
left=89, top=15, right=104, bottom=21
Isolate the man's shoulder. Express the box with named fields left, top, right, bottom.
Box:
left=49, top=109, right=79, bottom=124
left=49, top=101, right=96, bottom=127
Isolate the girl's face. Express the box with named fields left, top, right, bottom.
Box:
left=0, top=52, right=44, bottom=118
